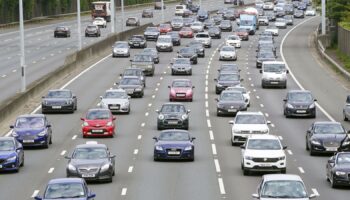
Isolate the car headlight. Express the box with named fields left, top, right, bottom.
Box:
left=68, top=164, right=76, bottom=171
left=38, top=131, right=47, bottom=137
left=181, top=114, right=188, bottom=120
left=66, top=100, right=72, bottom=105
left=82, top=121, right=89, bottom=127
left=7, top=156, right=17, bottom=162
left=286, top=103, right=294, bottom=109
left=216, top=83, right=223, bottom=87
left=135, top=87, right=143, bottom=91
left=217, top=104, right=224, bottom=108
left=184, top=146, right=192, bottom=151
left=158, top=114, right=165, bottom=120
left=100, top=163, right=110, bottom=172
left=342, top=141, right=350, bottom=146
left=309, top=103, right=315, bottom=109
left=155, top=145, right=163, bottom=151
left=278, top=156, right=286, bottom=160
left=244, top=156, right=253, bottom=160
left=107, top=121, right=113, bottom=126
left=335, top=171, right=346, bottom=176
left=233, top=129, right=241, bottom=134
left=311, top=140, right=321, bottom=145
left=262, top=129, right=269, bottom=134
left=11, top=131, right=18, bottom=137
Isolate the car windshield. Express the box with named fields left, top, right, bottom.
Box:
left=0, top=140, right=15, bottom=151
left=159, top=131, right=190, bottom=141
left=276, top=18, right=285, bottom=22
left=198, top=10, right=207, bottom=15
left=167, top=32, right=179, bottom=37
left=228, top=35, right=240, bottom=40
left=260, top=52, right=275, bottom=58
left=192, top=22, right=202, bottom=26
left=72, top=147, right=108, bottom=159
left=130, top=36, right=144, bottom=40
left=314, top=124, right=345, bottom=134
left=221, top=46, right=234, bottom=52
left=220, top=65, right=239, bottom=71
left=158, top=37, right=171, bottom=42
left=87, top=25, right=96, bottom=29
left=261, top=180, right=308, bottom=198
left=247, top=139, right=281, bottom=150
left=120, top=78, right=141, bottom=85
left=103, top=91, right=128, bottom=99
left=47, top=90, right=71, bottom=98
left=133, top=55, right=152, bottom=62
left=218, top=74, right=239, bottom=81
left=220, top=92, right=243, bottom=101
left=196, top=34, right=209, bottom=38
left=235, top=115, right=265, bottom=124
left=143, top=48, right=156, bottom=53
left=209, top=27, right=219, bottom=32
left=44, top=183, right=85, bottom=199
left=86, top=110, right=110, bottom=120
left=114, top=42, right=128, bottom=48
left=180, top=48, right=195, bottom=54
left=161, top=105, right=186, bottom=113
left=264, top=64, right=286, bottom=72
left=15, top=117, right=45, bottom=128
left=337, top=153, right=350, bottom=164
left=174, top=59, right=190, bottom=64
left=221, top=21, right=230, bottom=25
left=181, top=27, right=192, bottom=31
left=183, top=18, right=194, bottom=23
left=176, top=5, right=184, bottom=9
left=288, top=92, right=313, bottom=102
left=172, top=81, right=191, bottom=87
left=146, top=27, right=158, bottom=32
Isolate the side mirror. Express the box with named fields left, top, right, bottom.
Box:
left=9, top=125, right=14, bottom=129
left=215, top=98, right=219, bottom=102
left=88, top=193, right=96, bottom=199
left=309, top=194, right=316, bottom=199
left=314, top=99, right=317, bottom=102
left=191, top=137, right=196, bottom=141
left=152, top=136, right=158, bottom=141
left=168, top=86, right=171, bottom=88
left=252, top=194, right=259, bottom=199
left=129, top=59, right=132, bottom=62
left=112, top=116, right=116, bottom=120
left=259, top=69, right=262, bottom=73
left=100, top=96, right=103, bottom=99
left=283, top=99, right=287, bottom=102
left=283, top=146, right=287, bottom=149
left=229, top=120, right=234, bottom=125
left=64, top=156, right=71, bottom=159
left=34, top=196, right=43, bottom=200
left=46, top=124, right=51, bottom=128
left=306, top=130, right=311, bottom=134
left=286, top=70, right=289, bottom=73
left=192, top=86, right=195, bottom=89
left=214, top=78, right=217, bottom=82
left=72, top=95, right=76, bottom=99
left=267, top=120, right=271, bottom=124
left=187, top=110, right=191, bottom=113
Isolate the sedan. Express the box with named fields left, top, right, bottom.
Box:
left=256, top=51, right=276, bottom=68
left=116, top=76, right=144, bottom=98
left=85, top=25, right=100, bottom=37
left=41, top=89, right=77, bottom=113
left=166, top=31, right=181, bottom=46
left=92, top=17, right=107, bottom=28
left=219, top=46, right=237, bottom=61
left=275, top=18, right=287, bottom=29
left=112, top=41, right=130, bottom=57
left=169, top=79, right=194, bottom=101
left=142, top=48, right=159, bottom=63
left=34, top=178, right=96, bottom=200
left=128, top=35, right=147, bottom=48
left=216, top=90, right=247, bottom=116
left=305, top=9, right=316, bottom=16
left=98, top=89, right=130, bottom=114
left=283, top=90, right=317, bottom=118
left=203, top=19, right=215, bottom=28
left=120, top=67, right=146, bottom=87
left=153, top=130, right=195, bottom=161
left=225, top=35, right=241, bottom=48
left=265, top=25, right=279, bottom=36
left=179, top=27, right=194, bottom=38
left=219, top=20, right=232, bottom=31
left=142, top=9, right=153, bottom=18
left=81, top=108, right=116, bottom=138
left=156, top=103, right=190, bottom=130
left=190, top=21, right=204, bottom=33
left=158, top=23, right=172, bottom=34
left=326, top=152, right=350, bottom=188
left=65, top=142, right=115, bottom=182
left=306, top=121, right=348, bottom=155
left=54, top=26, right=70, bottom=38
left=171, top=58, right=192, bottom=75
left=10, top=114, right=52, bottom=148
left=214, top=72, right=242, bottom=94
left=208, top=26, right=222, bottom=39
left=186, top=41, right=205, bottom=57
left=126, top=17, right=140, bottom=26
left=0, top=137, right=24, bottom=173
left=235, top=28, right=249, bottom=41
left=183, top=17, right=195, bottom=27
left=177, top=47, right=198, bottom=64
left=143, top=26, right=160, bottom=41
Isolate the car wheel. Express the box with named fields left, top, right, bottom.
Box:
left=20, top=156, right=24, bottom=167
left=43, top=139, right=49, bottom=149
left=189, top=156, right=194, bottom=162
left=331, top=177, right=337, bottom=188
left=154, top=157, right=159, bottom=161
left=309, top=147, right=315, bottom=156
left=49, top=135, right=52, bottom=144
left=306, top=141, right=310, bottom=151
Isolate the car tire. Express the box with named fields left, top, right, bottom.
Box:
left=331, top=178, right=337, bottom=188
left=154, top=157, right=159, bottom=161
left=157, top=126, right=162, bottom=131
left=309, top=148, right=315, bottom=156
left=20, top=156, right=24, bottom=167
left=306, top=141, right=310, bottom=151
left=281, top=168, right=286, bottom=174
left=43, top=139, right=49, bottom=149
left=49, top=135, right=52, bottom=144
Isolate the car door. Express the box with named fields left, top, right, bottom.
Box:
left=15, top=140, right=24, bottom=164
left=326, top=155, right=336, bottom=179
left=306, top=123, right=314, bottom=146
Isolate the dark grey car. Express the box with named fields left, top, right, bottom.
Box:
left=214, top=73, right=243, bottom=94
left=186, top=41, right=205, bottom=57
left=156, top=103, right=190, bottom=130
left=128, top=35, right=147, bottom=48
left=216, top=90, right=247, bottom=116
left=171, top=58, right=192, bottom=75
left=166, top=31, right=181, bottom=46
left=283, top=90, right=317, bottom=118
left=142, top=48, right=160, bottom=64
left=208, top=26, right=222, bottom=39
left=218, top=63, right=240, bottom=74
left=177, top=47, right=198, bottom=64
left=42, top=89, right=77, bottom=113
left=120, top=68, right=146, bottom=87
left=219, top=20, right=232, bottom=31
left=116, top=76, right=144, bottom=98
left=143, top=27, right=160, bottom=41
left=130, top=54, right=155, bottom=76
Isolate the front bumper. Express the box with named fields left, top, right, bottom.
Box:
left=170, top=93, right=192, bottom=101
left=42, top=104, right=74, bottom=113
left=243, top=159, right=286, bottom=172
left=219, top=55, right=237, bottom=61
left=113, top=51, right=129, bottom=57
left=157, top=119, right=189, bottom=130
left=332, top=174, right=350, bottom=186
left=156, top=46, right=173, bottom=52
left=82, top=127, right=115, bottom=137
left=67, top=169, right=112, bottom=182
left=16, top=135, right=48, bottom=147
left=217, top=107, right=244, bottom=116
left=154, top=149, right=194, bottom=160
left=310, top=143, right=339, bottom=154
left=144, top=35, right=158, bottom=40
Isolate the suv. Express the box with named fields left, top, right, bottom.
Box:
left=260, top=61, right=288, bottom=88
left=229, top=111, right=270, bottom=145
left=241, top=134, right=287, bottom=175
left=156, top=35, right=173, bottom=52
left=194, top=32, right=211, bottom=48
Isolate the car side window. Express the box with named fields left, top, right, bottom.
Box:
left=346, top=95, right=350, bottom=104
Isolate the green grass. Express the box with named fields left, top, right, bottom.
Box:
left=336, top=48, right=350, bottom=70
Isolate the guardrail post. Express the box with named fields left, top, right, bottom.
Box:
left=111, top=0, right=115, bottom=33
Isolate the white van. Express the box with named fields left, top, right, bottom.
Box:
left=260, top=61, right=288, bottom=88
left=175, top=5, right=187, bottom=16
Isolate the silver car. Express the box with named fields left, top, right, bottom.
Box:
left=194, top=32, right=211, bottom=48
left=98, top=89, right=131, bottom=114
left=219, top=46, right=237, bottom=61
left=112, top=41, right=130, bottom=57
left=190, top=21, right=204, bottom=33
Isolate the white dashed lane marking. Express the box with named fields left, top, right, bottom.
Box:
left=133, top=149, right=139, bottom=155
left=311, top=188, right=319, bottom=196
left=218, top=178, right=226, bottom=195
left=48, top=168, right=54, bottom=174
left=211, top=144, right=217, bottom=155
left=214, top=159, right=221, bottom=173
left=72, top=135, right=77, bottom=140
left=60, top=150, right=66, bottom=156
left=287, top=150, right=293, bottom=155
left=207, top=119, right=212, bottom=128
left=298, top=167, right=305, bottom=174
left=31, top=190, right=40, bottom=198
left=121, top=188, right=127, bottom=196
left=128, top=166, right=133, bottom=173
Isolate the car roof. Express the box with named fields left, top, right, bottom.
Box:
left=248, top=134, right=280, bottom=140
left=75, top=143, right=107, bottom=149
left=313, top=121, right=342, bottom=125
left=18, top=114, right=45, bottom=118
left=48, top=178, right=84, bottom=184
left=287, top=90, right=311, bottom=94
left=262, top=174, right=303, bottom=182
left=172, top=79, right=191, bottom=82
left=236, top=111, right=264, bottom=115
left=160, top=129, right=189, bottom=134
left=263, top=61, right=285, bottom=65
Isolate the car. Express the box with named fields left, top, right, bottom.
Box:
left=283, top=90, right=317, bottom=118
left=298, top=2, right=307, bottom=10
left=34, top=178, right=96, bottom=200
left=284, top=15, right=294, bottom=25
left=217, top=7, right=229, bottom=15
left=130, top=54, right=154, bottom=76
left=223, top=10, right=236, bottom=21
left=92, top=17, right=107, bottom=28
left=225, top=35, right=241, bottom=48
left=112, top=41, right=130, bottom=57
left=257, top=43, right=277, bottom=56
left=197, top=9, right=209, bottom=22
left=156, top=103, right=190, bottom=130
left=258, top=16, right=269, bottom=26
left=194, top=32, right=211, bottom=48
left=187, top=4, right=200, bottom=13
left=219, top=20, right=232, bottom=31
left=214, top=72, right=242, bottom=94
left=179, top=27, right=194, bottom=38
left=166, top=31, right=181, bottom=46
left=263, top=2, right=274, bottom=10
left=156, top=35, right=173, bottom=52
left=218, top=63, right=240, bottom=74
left=225, top=86, right=250, bottom=107
left=116, top=76, right=145, bottom=97
left=326, top=152, right=350, bottom=188
left=186, top=40, right=205, bottom=57
left=65, top=142, right=116, bottom=182
left=85, top=25, right=100, bottom=37
left=171, top=17, right=184, bottom=30
left=0, top=137, right=24, bottom=172
left=241, top=135, right=287, bottom=175
left=97, top=89, right=130, bottom=114
left=211, top=15, right=223, bottom=25
left=177, top=47, right=198, bottom=64
left=142, top=9, right=153, bottom=18
left=203, top=19, right=215, bottom=28
left=219, top=46, right=237, bottom=61
left=306, top=121, right=348, bottom=155
left=294, top=10, right=305, bottom=18
left=255, top=0, right=264, bottom=8
left=10, top=114, right=52, bottom=148
left=128, top=35, right=147, bottom=48
left=175, top=4, right=187, bottom=16
left=265, top=11, right=276, bottom=21
left=305, top=8, right=316, bottom=16
left=265, top=25, right=279, bottom=36
left=143, top=27, right=160, bottom=41
left=183, top=17, right=195, bottom=27
left=170, top=58, right=192, bottom=75
left=190, top=21, right=204, bottom=33
left=276, top=9, right=286, bottom=17
left=54, top=26, right=70, bottom=38
left=169, top=79, right=194, bottom=101
left=142, top=48, right=159, bottom=64
left=229, top=111, right=270, bottom=145
left=81, top=108, right=116, bottom=138
left=153, top=130, right=195, bottom=161
left=216, top=90, right=247, bottom=116
left=343, top=95, right=350, bottom=121
left=158, top=23, right=172, bottom=34
left=235, top=28, right=249, bottom=41
left=208, top=26, right=222, bottom=39
left=275, top=18, right=287, bottom=29
left=126, top=17, right=140, bottom=26
left=41, top=89, right=77, bottom=113
left=120, top=67, right=146, bottom=87
left=252, top=174, right=316, bottom=200
left=256, top=51, right=276, bottom=68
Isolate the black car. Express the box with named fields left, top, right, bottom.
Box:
left=306, top=121, right=348, bottom=155
left=197, top=9, right=209, bottom=22
left=120, top=68, right=146, bottom=87
left=85, top=25, right=100, bottom=37
left=42, top=89, right=77, bottom=113
left=156, top=103, right=190, bottom=130
left=223, top=10, right=236, bottom=21
left=54, top=26, right=71, bottom=38
left=326, top=152, right=350, bottom=188
left=183, top=17, right=195, bottom=27
left=186, top=40, right=205, bottom=57
left=128, top=35, right=147, bottom=48
left=218, top=63, right=240, bottom=74
left=142, top=9, right=153, bottom=18
left=211, top=15, right=223, bottom=25
left=65, top=142, right=115, bottom=182
left=219, top=20, right=232, bottom=31
left=216, top=90, right=247, bottom=116
left=203, top=19, right=215, bottom=29
left=283, top=90, right=317, bottom=118
left=177, top=47, right=198, bottom=64
left=256, top=51, right=276, bottom=68
left=208, top=26, right=222, bottom=39
left=214, top=73, right=243, bottom=94
left=143, top=27, right=160, bottom=41
left=187, top=4, right=200, bottom=13
left=171, top=58, right=192, bottom=75
left=294, top=10, right=305, bottom=18
left=116, top=76, right=144, bottom=98
left=166, top=31, right=181, bottom=46
left=142, top=48, right=160, bottom=64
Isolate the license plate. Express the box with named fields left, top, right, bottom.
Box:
left=326, top=147, right=338, bottom=151
left=134, top=44, right=139, bottom=46
left=270, top=81, right=279, bottom=84
left=91, top=130, right=103, bottom=133
left=259, top=163, right=272, bottom=167
left=161, top=46, right=166, bottom=49
left=176, top=94, right=186, bottom=97
left=168, top=151, right=180, bottom=155
left=82, top=174, right=95, bottom=178
left=110, top=106, right=119, bottom=109
left=23, top=140, right=34, bottom=143
left=296, top=110, right=306, bottom=113
left=168, top=121, right=178, bottom=125
left=52, top=106, right=61, bottom=109
left=228, top=109, right=237, bottom=112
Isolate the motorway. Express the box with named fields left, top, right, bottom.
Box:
left=1, top=2, right=350, bottom=200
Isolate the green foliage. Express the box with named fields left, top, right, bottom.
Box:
left=326, top=0, right=350, bottom=22
left=339, top=21, right=350, bottom=31
left=336, top=48, right=350, bottom=70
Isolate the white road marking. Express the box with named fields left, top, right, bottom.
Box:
left=311, top=188, right=319, bottom=196
left=205, top=87, right=208, bottom=92
left=137, top=135, right=142, bottom=140
left=298, top=167, right=305, bottom=174
left=214, top=159, right=221, bottom=172
left=32, top=61, right=37, bottom=64
left=133, top=149, right=139, bottom=155
left=206, top=69, right=209, bottom=74
left=265, top=113, right=269, bottom=117
left=206, top=109, right=210, bottom=117
left=148, top=103, right=152, bottom=107
left=205, top=80, right=208, bottom=86
left=212, top=144, right=217, bottom=155
left=218, top=178, right=226, bottom=194
left=60, top=150, right=66, bottom=156
left=205, top=101, right=208, bottom=108
left=152, top=95, right=155, bottom=99
left=50, top=54, right=54, bottom=56
left=31, top=190, right=40, bottom=198
left=287, top=150, right=293, bottom=155
left=253, top=89, right=256, bottom=92
left=271, top=123, right=275, bottom=128
left=145, top=112, right=149, bottom=116
left=209, top=130, right=214, bottom=140
left=157, top=82, right=160, bottom=86
left=207, top=119, right=212, bottom=128
left=205, top=93, right=208, bottom=99
left=141, top=123, right=145, bottom=127
left=121, top=188, right=127, bottom=196
left=155, top=88, right=158, bottom=91
left=250, top=84, right=254, bottom=87
left=1, top=75, right=6, bottom=78
left=7, top=57, right=11, bottom=59
left=248, top=77, right=252, bottom=81
left=163, top=71, right=166, bottom=74
left=12, top=69, right=17, bottom=72
left=41, top=57, right=46, bottom=60
left=160, top=77, right=163, bottom=80
left=72, top=135, right=77, bottom=140
left=48, top=168, right=54, bottom=173
left=128, top=166, right=133, bottom=173
left=256, top=96, right=260, bottom=99
left=205, top=74, right=208, bottom=79
left=260, top=104, right=264, bottom=108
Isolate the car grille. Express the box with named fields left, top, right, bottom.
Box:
left=241, top=130, right=264, bottom=134
left=252, top=158, right=279, bottom=162
left=47, top=101, right=66, bottom=106
left=294, top=105, right=308, bottom=109
left=78, top=167, right=99, bottom=174
left=21, top=135, right=37, bottom=140
left=108, top=104, right=120, bottom=110
left=323, top=141, right=340, bottom=148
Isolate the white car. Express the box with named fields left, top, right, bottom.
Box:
left=194, top=32, right=211, bottom=48
left=305, top=9, right=316, bottom=16
left=229, top=111, right=270, bottom=145
left=93, top=17, right=107, bottom=28
left=241, top=135, right=287, bottom=175
left=226, top=86, right=250, bottom=107
left=175, top=4, right=186, bottom=16
left=274, top=18, right=287, bottom=29
left=225, top=35, right=241, bottom=48
left=219, top=46, right=237, bottom=61
left=265, top=25, right=279, bottom=36
left=190, top=22, right=204, bottom=33
left=263, top=2, right=274, bottom=10
left=258, top=16, right=269, bottom=26
left=97, top=89, right=130, bottom=114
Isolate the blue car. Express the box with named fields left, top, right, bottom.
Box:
left=0, top=137, right=24, bottom=172
left=10, top=114, right=53, bottom=148
left=34, top=178, right=96, bottom=200
left=153, top=130, right=195, bottom=161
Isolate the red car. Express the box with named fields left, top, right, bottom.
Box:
left=235, top=28, right=249, bottom=41
left=168, top=79, right=194, bottom=102
left=179, top=27, right=194, bottom=38
left=158, top=24, right=172, bottom=34
left=81, top=108, right=116, bottom=138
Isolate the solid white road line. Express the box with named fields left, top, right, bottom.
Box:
left=218, top=178, right=226, bottom=195
left=72, top=135, right=77, bottom=140
left=214, top=159, right=221, bottom=173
